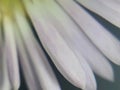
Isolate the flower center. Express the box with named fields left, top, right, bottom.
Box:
left=0, top=0, right=24, bottom=17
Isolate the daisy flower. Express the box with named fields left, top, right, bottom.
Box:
left=0, top=0, right=120, bottom=90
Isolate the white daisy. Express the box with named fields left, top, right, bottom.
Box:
left=0, top=0, right=120, bottom=90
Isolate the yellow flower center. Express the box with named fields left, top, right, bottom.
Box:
left=0, top=0, right=24, bottom=17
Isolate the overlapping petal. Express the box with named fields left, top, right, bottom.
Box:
left=3, top=17, right=20, bottom=90
left=14, top=10, right=61, bottom=90
left=0, top=0, right=119, bottom=90
left=57, top=0, right=120, bottom=65
left=76, top=0, right=120, bottom=27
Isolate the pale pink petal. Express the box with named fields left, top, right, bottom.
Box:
left=58, top=0, right=120, bottom=65
left=97, top=0, right=120, bottom=13
left=15, top=11, right=61, bottom=90
left=23, top=1, right=86, bottom=89
left=15, top=31, right=41, bottom=90
left=3, top=16, right=20, bottom=90
left=0, top=14, right=11, bottom=90
left=56, top=0, right=114, bottom=81
left=76, top=0, right=120, bottom=27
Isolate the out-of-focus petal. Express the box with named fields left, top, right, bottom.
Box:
left=0, top=16, right=11, bottom=90
left=1, top=50, right=11, bottom=90
left=0, top=13, right=2, bottom=85
left=3, top=16, right=20, bottom=90
left=14, top=10, right=61, bottom=90
left=97, top=0, right=120, bottom=13
left=15, top=30, right=42, bottom=90
left=0, top=13, right=11, bottom=90
left=0, top=13, right=2, bottom=44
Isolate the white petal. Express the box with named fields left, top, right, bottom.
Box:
left=76, top=0, right=120, bottom=28
left=15, top=11, right=61, bottom=90
left=15, top=31, right=41, bottom=90
left=33, top=18, right=86, bottom=89
left=23, top=1, right=87, bottom=89
left=0, top=15, right=3, bottom=88
left=0, top=13, right=3, bottom=88
left=3, top=16, right=20, bottom=89
left=97, top=0, right=120, bottom=13
left=35, top=2, right=97, bottom=89
left=56, top=0, right=114, bottom=81
left=2, top=50, right=11, bottom=90
left=58, top=0, right=120, bottom=65
left=47, top=14, right=97, bottom=90
left=0, top=13, right=2, bottom=44
left=0, top=14, right=11, bottom=90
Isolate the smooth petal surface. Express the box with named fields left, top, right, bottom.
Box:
left=76, top=0, right=120, bottom=28
left=97, top=0, right=120, bottom=13
left=23, top=1, right=87, bottom=88
left=0, top=15, right=11, bottom=89
left=15, top=10, right=61, bottom=90
left=0, top=12, right=3, bottom=88
left=1, top=49, right=11, bottom=90
left=0, top=0, right=119, bottom=90
left=0, top=13, right=11, bottom=90
left=0, top=13, right=2, bottom=44
left=56, top=0, right=114, bottom=81
left=15, top=31, right=42, bottom=90
left=35, top=1, right=97, bottom=89
left=58, top=0, right=120, bottom=65
left=3, top=16, right=20, bottom=90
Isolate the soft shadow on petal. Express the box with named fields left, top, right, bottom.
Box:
left=16, top=31, right=40, bottom=90
left=23, top=1, right=87, bottom=89
left=97, top=0, right=120, bottom=13
left=0, top=14, right=11, bottom=90
left=14, top=10, right=61, bottom=90
left=56, top=0, right=114, bottom=81
left=76, top=0, right=120, bottom=28
left=3, top=17, right=20, bottom=90
left=57, top=0, right=120, bottom=65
